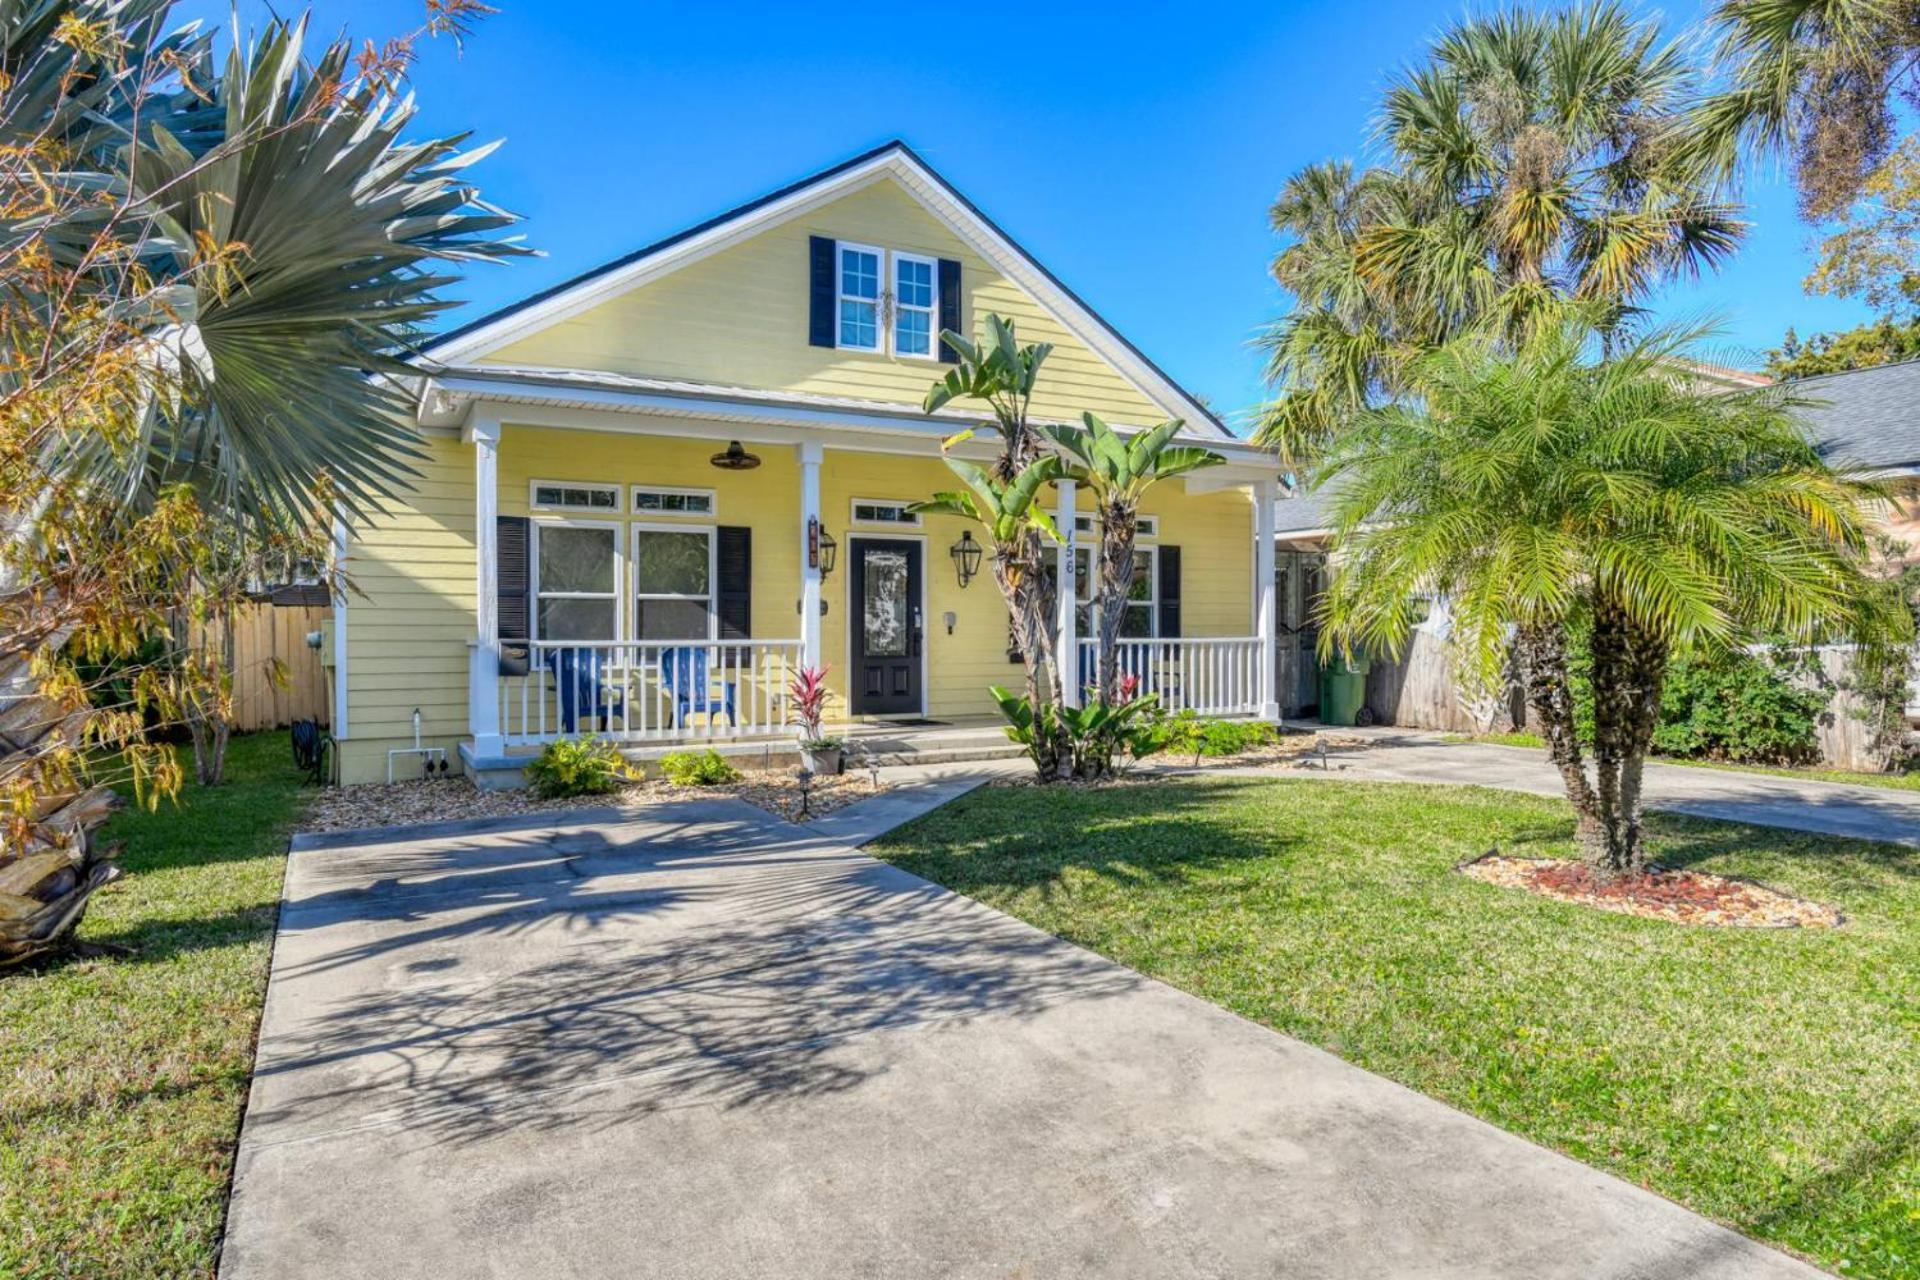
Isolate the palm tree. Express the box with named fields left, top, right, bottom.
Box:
left=0, top=2, right=524, bottom=965
left=1259, top=2, right=1742, bottom=464
left=1693, top=0, right=1920, bottom=219
left=1038, top=413, right=1223, bottom=702
left=1314, top=315, right=1908, bottom=876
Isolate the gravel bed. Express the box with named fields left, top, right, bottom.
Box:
left=301, top=768, right=885, bottom=834
left=1460, top=854, right=1842, bottom=928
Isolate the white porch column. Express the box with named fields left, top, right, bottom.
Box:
left=468, top=412, right=504, bottom=756
left=798, top=441, right=824, bottom=670
left=1254, top=477, right=1280, bottom=720
left=1056, top=478, right=1080, bottom=708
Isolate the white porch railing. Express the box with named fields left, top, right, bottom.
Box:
left=1073, top=636, right=1264, bottom=716
left=501, top=639, right=804, bottom=746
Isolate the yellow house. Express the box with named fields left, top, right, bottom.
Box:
left=332, top=141, right=1285, bottom=785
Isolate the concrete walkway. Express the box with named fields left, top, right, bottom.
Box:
left=1259, top=732, right=1919, bottom=847
left=222, top=783, right=1824, bottom=1279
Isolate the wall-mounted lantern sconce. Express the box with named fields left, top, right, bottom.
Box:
left=807, top=517, right=839, bottom=578
left=942, top=610, right=957, bottom=635
left=950, top=530, right=982, bottom=588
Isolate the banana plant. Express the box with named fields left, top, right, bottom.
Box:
left=915, top=448, right=1068, bottom=777
left=922, top=314, right=1054, bottom=472
left=1039, top=412, right=1226, bottom=702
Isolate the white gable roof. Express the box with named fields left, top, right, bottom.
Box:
left=418, top=140, right=1232, bottom=440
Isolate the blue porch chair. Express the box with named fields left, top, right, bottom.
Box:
left=661, top=645, right=737, bottom=729
left=543, top=647, right=626, bottom=734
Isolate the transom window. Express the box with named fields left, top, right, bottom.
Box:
left=837, top=243, right=882, bottom=351
left=1072, top=513, right=1158, bottom=539
left=632, top=524, right=716, bottom=640
left=531, top=480, right=620, bottom=514
left=631, top=486, right=715, bottom=517
left=850, top=498, right=921, bottom=527
left=534, top=521, right=620, bottom=641
left=893, top=254, right=936, bottom=358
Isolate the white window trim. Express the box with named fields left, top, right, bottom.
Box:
left=630, top=485, right=717, bottom=518
left=630, top=521, right=719, bottom=642
left=1073, top=543, right=1158, bottom=637
left=531, top=518, right=623, bottom=642
left=530, top=478, right=622, bottom=515
left=891, top=251, right=939, bottom=361
left=849, top=497, right=923, bottom=527
left=835, top=241, right=885, bottom=353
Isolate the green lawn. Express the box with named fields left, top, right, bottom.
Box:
left=872, top=776, right=1919, bottom=1279
left=1445, top=731, right=1920, bottom=792
left=0, top=734, right=305, bottom=1279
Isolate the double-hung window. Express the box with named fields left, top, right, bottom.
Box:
left=837, top=243, right=882, bottom=351
left=836, top=243, right=939, bottom=357
left=1072, top=545, right=1157, bottom=638
left=535, top=521, right=620, bottom=642
left=892, top=253, right=936, bottom=358
left=632, top=524, right=716, bottom=640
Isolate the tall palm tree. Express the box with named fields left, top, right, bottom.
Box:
left=1259, top=2, right=1742, bottom=464
left=1693, top=0, right=1920, bottom=219
left=0, top=1, right=524, bottom=964
left=1314, top=315, right=1907, bottom=876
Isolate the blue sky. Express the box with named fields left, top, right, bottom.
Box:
left=180, top=0, right=1882, bottom=432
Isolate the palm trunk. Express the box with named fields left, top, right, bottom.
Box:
left=1093, top=500, right=1137, bottom=703
left=1583, top=597, right=1669, bottom=878
left=1516, top=620, right=1606, bottom=855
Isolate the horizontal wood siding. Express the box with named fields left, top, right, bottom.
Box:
left=338, top=434, right=476, bottom=784
left=480, top=179, right=1172, bottom=427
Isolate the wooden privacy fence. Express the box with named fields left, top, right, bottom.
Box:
left=190, top=603, right=331, bottom=732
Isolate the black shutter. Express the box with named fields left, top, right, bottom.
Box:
left=937, top=258, right=962, bottom=363
left=1157, top=546, right=1181, bottom=638
left=498, top=516, right=531, bottom=676
left=717, top=525, right=752, bottom=640
left=808, top=236, right=836, bottom=348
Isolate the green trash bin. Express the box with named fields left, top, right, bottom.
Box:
left=1318, top=654, right=1372, bottom=726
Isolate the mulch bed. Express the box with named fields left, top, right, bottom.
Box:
left=301, top=768, right=884, bottom=834
left=1460, top=853, right=1842, bottom=928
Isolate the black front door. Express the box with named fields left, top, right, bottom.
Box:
left=851, top=538, right=922, bottom=715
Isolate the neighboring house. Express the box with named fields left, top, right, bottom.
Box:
left=330, top=141, right=1285, bottom=785
left=1791, top=358, right=1920, bottom=568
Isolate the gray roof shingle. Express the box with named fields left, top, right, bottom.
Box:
left=1787, top=358, right=1920, bottom=471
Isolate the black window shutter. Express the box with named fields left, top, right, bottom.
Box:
left=937, top=258, right=962, bottom=363
left=808, top=236, right=836, bottom=348
left=1157, top=546, right=1182, bottom=638
left=497, top=516, right=531, bottom=676
left=717, top=525, right=752, bottom=640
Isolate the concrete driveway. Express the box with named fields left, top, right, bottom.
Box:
left=221, top=791, right=1825, bottom=1280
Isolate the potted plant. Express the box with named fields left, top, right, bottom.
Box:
left=787, top=664, right=845, bottom=774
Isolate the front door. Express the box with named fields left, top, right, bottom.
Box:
left=851, top=538, right=923, bottom=715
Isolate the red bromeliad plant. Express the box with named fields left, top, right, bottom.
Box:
left=786, top=665, right=836, bottom=746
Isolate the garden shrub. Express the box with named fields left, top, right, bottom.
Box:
left=1651, top=650, right=1827, bottom=764
left=523, top=736, right=629, bottom=799
left=1146, top=710, right=1279, bottom=764
left=659, top=748, right=740, bottom=786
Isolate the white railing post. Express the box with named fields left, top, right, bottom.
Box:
left=798, top=441, right=823, bottom=673
left=468, top=411, right=504, bottom=757
left=1057, top=478, right=1080, bottom=708
left=1254, top=478, right=1280, bottom=721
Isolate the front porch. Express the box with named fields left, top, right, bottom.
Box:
left=398, top=375, right=1286, bottom=784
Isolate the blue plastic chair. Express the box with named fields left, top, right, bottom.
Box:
left=661, top=645, right=737, bottom=729
left=543, top=648, right=626, bottom=734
